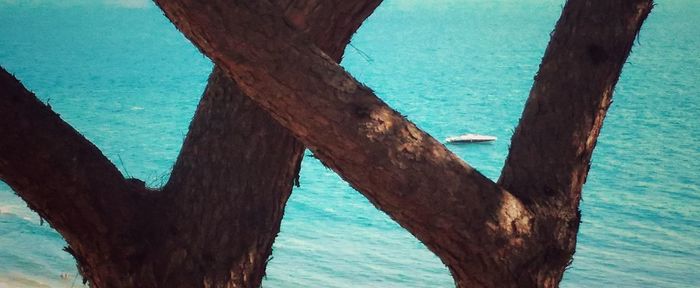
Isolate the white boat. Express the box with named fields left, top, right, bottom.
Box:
left=445, top=134, right=497, bottom=143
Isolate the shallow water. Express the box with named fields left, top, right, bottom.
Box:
left=0, top=0, right=698, bottom=287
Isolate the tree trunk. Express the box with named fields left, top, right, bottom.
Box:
left=139, top=67, right=305, bottom=287
left=0, top=0, right=379, bottom=287
left=154, top=0, right=653, bottom=287
left=151, top=1, right=380, bottom=286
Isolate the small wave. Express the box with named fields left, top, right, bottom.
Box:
left=0, top=205, right=37, bottom=222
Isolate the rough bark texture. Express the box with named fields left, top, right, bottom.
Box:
left=0, top=66, right=155, bottom=286
left=0, top=0, right=379, bottom=287
left=151, top=67, right=305, bottom=287
left=498, top=1, right=654, bottom=285
left=154, top=0, right=653, bottom=287
left=276, top=0, right=381, bottom=61
left=153, top=0, right=535, bottom=287
left=156, top=0, right=380, bottom=286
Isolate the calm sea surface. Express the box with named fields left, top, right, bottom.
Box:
left=1, top=0, right=698, bottom=287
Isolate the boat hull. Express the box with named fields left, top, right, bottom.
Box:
left=445, top=134, right=497, bottom=143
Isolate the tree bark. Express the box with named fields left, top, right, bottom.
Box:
left=153, top=0, right=653, bottom=287
left=153, top=1, right=534, bottom=287
left=157, top=0, right=380, bottom=286
left=0, top=0, right=379, bottom=287
left=498, top=1, right=653, bottom=285
left=146, top=67, right=305, bottom=287
left=0, top=66, right=153, bottom=286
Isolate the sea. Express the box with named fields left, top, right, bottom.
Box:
left=0, top=0, right=698, bottom=287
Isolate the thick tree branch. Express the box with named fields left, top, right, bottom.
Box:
left=158, top=0, right=381, bottom=287
left=497, top=1, right=653, bottom=284
left=154, top=0, right=655, bottom=286
left=500, top=0, right=653, bottom=207
left=0, top=66, right=149, bottom=282
left=154, top=0, right=535, bottom=286
left=159, top=67, right=305, bottom=287
left=0, top=1, right=381, bottom=286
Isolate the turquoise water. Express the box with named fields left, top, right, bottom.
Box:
left=1, top=0, right=698, bottom=287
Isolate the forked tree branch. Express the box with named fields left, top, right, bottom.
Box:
left=0, top=66, right=146, bottom=274
left=0, top=1, right=382, bottom=286
left=145, top=0, right=383, bottom=286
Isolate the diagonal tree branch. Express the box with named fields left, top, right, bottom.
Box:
left=158, top=67, right=306, bottom=287
left=153, top=0, right=535, bottom=286
left=0, top=66, right=148, bottom=279
left=154, top=0, right=654, bottom=286
left=500, top=0, right=653, bottom=206
left=158, top=0, right=382, bottom=286
left=497, top=1, right=653, bottom=284
left=0, top=0, right=652, bottom=285
left=0, top=1, right=381, bottom=286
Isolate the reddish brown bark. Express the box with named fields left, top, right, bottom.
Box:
left=153, top=1, right=534, bottom=287
left=154, top=0, right=653, bottom=287
left=0, top=66, right=152, bottom=286
left=0, top=0, right=379, bottom=287
left=146, top=67, right=305, bottom=287
left=498, top=1, right=654, bottom=285
left=157, top=0, right=380, bottom=286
